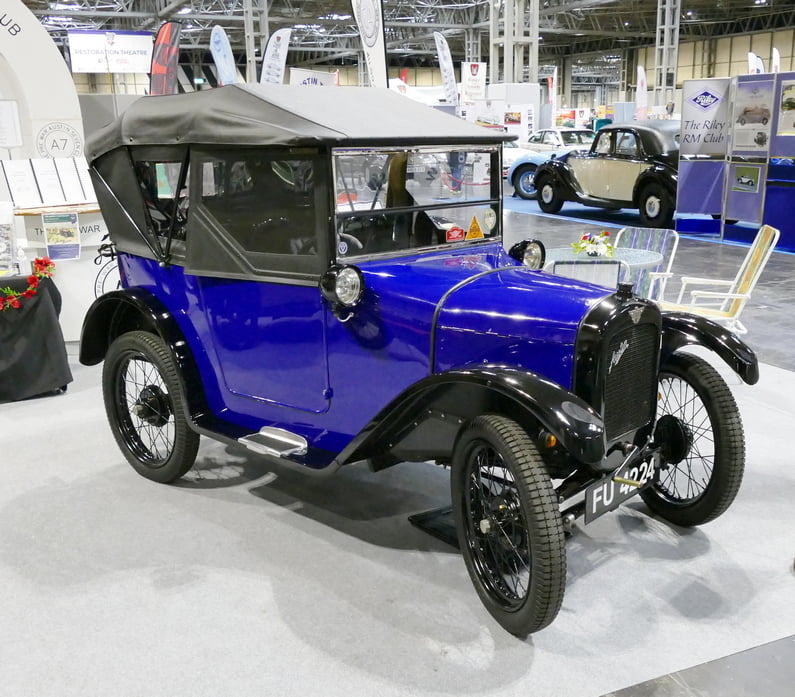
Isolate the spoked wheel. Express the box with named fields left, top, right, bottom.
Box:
left=641, top=353, right=745, bottom=526
left=103, top=331, right=199, bottom=483
left=451, top=415, right=566, bottom=636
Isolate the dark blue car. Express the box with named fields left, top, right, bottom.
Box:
left=81, top=85, right=757, bottom=637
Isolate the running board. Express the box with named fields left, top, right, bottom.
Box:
left=237, top=427, right=308, bottom=458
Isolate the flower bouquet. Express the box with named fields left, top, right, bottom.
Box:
left=571, top=230, right=614, bottom=257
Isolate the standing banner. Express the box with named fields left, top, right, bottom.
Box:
left=42, top=212, right=80, bottom=261
left=149, top=21, right=182, bottom=96
left=461, top=62, right=487, bottom=103
left=351, top=0, right=388, bottom=88
left=210, top=26, right=238, bottom=86
left=260, top=28, right=291, bottom=84
left=676, top=78, right=731, bottom=217
left=434, top=32, right=459, bottom=112
left=772, top=48, right=781, bottom=73
left=635, top=65, right=648, bottom=120
left=67, top=30, right=153, bottom=73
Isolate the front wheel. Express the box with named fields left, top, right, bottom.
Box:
left=641, top=353, right=745, bottom=526
left=638, top=182, right=674, bottom=228
left=103, top=331, right=200, bottom=483
left=512, top=164, right=538, bottom=200
left=451, top=415, right=566, bottom=636
left=537, top=177, right=564, bottom=214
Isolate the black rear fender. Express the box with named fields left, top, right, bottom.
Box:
left=334, top=365, right=605, bottom=468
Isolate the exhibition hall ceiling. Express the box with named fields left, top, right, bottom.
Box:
left=22, top=0, right=795, bottom=76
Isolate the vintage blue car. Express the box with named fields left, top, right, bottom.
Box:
left=81, top=85, right=756, bottom=637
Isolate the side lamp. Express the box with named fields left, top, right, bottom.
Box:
left=508, top=239, right=546, bottom=270
left=320, top=264, right=365, bottom=320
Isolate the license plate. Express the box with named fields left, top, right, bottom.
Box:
left=584, top=459, right=656, bottom=524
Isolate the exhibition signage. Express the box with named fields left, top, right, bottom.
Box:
left=434, top=32, right=459, bottom=112
left=676, top=78, right=731, bottom=218
left=210, top=26, right=238, bottom=86
left=289, top=68, right=337, bottom=87
left=461, top=62, right=487, bottom=102
left=351, top=0, right=388, bottom=88
left=149, top=21, right=182, bottom=96
left=67, top=29, right=153, bottom=73
left=725, top=74, right=774, bottom=223
left=42, top=212, right=80, bottom=261
left=635, top=66, right=648, bottom=120
left=260, top=28, right=292, bottom=84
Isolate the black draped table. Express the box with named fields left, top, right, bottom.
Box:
left=0, top=276, right=73, bottom=402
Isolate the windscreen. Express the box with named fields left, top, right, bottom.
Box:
left=332, top=147, right=500, bottom=258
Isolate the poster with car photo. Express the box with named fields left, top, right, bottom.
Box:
left=732, top=77, right=774, bottom=152
left=777, top=80, right=795, bottom=136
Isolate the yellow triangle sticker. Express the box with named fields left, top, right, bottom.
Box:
left=466, top=216, right=484, bottom=240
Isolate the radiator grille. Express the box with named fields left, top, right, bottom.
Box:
left=603, top=324, right=657, bottom=440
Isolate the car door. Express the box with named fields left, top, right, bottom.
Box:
left=184, top=147, right=332, bottom=415
left=601, top=129, right=645, bottom=202
left=567, top=129, right=612, bottom=197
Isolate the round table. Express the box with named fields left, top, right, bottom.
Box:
left=544, top=247, right=663, bottom=270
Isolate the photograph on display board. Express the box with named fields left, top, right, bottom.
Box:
left=777, top=80, right=795, bottom=136
left=42, top=212, right=80, bottom=261
left=504, top=111, right=521, bottom=126
left=732, top=165, right=762, bottom=193
left=733, top=79, right=774, bottom=151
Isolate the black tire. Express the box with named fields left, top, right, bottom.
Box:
left=738, top=116, right=746, bottom=126
left=103, top=331, right=199, bottom=483
left=638, top=182, right=674, bottom=228
left=536, top=177, right=563, bottom=214
left=451, top=415, right=566, bottom=636
left=761, top=117, right=769, bottom=125
left=512, top=164, right=538, bottom=200
left=641, top=353, right=745, bottom=526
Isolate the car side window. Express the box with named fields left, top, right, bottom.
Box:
left=133, top=160, right=189, bottom=242
left=594, top=132, right=613, bottom=155
left=528, top=133, right=543, bottom=144
left=615, top=131, right=639, bottom=158
left=542, top=132, right=558, bottom=146
left=200, top=154, right=316, bottom=256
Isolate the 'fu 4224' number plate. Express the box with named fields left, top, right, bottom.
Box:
left=585, top=459, right=656, bottom=524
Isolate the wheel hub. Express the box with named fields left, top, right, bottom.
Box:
left=131, top=385, right=170, bottom=427
left=646, top=196, right=661, bottom=217
left=654, top=414, right=692, bottom=464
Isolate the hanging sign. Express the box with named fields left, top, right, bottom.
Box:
left=461, top=62, right=487, bottom=102
left=67, top=30, right=153, bottom=73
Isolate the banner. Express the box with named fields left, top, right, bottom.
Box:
left=289, top=68, right=337, bottom=87
left=772, top=48, right=781, bottom=73
left=351, top=0, right=388, bottom=88
left=260, top=28, right=291, bottom=84
left=461, top=62, right=487, bottom=102
left=67, top=30, right=153, bottom=73
left=210, top=26, right=238, bottom=86
left=434, top=32, right=458, bottom=111
left=149, top=21, right=182, bottom=96
left=635, top=65, right=648, bottom=120
left=676, top=78, right=731, bottom=216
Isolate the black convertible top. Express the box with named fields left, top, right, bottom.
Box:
left=87, top=84, right=511, bottom=160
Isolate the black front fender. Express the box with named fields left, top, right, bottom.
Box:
left=335, top=365, right=605, bottom=467
left=661, top=312, right=759, bottom=384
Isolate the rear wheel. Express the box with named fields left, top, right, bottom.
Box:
left=638, top=182, right=674, bottom=228
left=103, top=331, right=199, bottom=483
left=537, top=178, right=564, bottom=214
left=512, top=164, right=538, bottom=200
left=451, top=415, right=566, bottom=636
left=641, top=353, right=745, bottom=526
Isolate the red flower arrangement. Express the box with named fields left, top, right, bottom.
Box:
left=0, top=257, right=55, bottom=312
